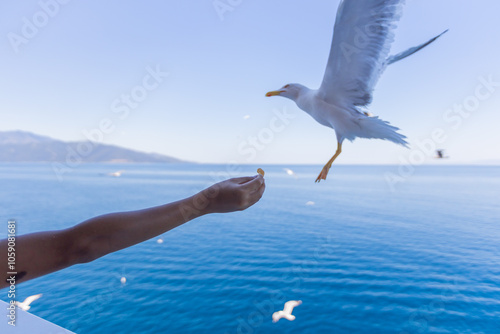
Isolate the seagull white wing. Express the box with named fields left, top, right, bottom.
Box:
left=319, top=0, right=405, bottom=107
left=283, top=300, right=301, bottom=314
left=22, top=294, right=42, bottom=306
left=272, top=311, right=283, bottom=322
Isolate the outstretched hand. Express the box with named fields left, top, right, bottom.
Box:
left=199, top=175, right=266, bottom=214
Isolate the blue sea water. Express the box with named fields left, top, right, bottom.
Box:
left=0, top=163, right=499, bottom=334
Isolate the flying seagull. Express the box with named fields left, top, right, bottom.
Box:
left=108, top=170, right=124, bottom=177
left=15, top=294, right=43, bottom=311
left=272, top=300, right=302, bottom=323
left=266, top=0, right=447, bottom=182
left=435, top=149, right=449, bottom=159
left=283, top=168, right=298, bottom=178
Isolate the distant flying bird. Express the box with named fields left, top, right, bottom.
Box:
left=272, top=300, right=302, bottom=323
left=15, top=294, right=42, bottom=311
left=435, top=149, right=449, bottom=159
left=266, top=0, right=447, bottom=182
left=283, top=168, right=298, bottom=178
left=108, top=170, right=124, bottom=177
left=305, top=201, right=315, bottom=206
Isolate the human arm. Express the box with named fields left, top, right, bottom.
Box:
left=0, top=175, right=265, bottom=289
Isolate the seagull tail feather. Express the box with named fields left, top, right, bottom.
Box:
left=356, top=116, right=409, bottom=148
left=386, top=29, right=449, bottom=65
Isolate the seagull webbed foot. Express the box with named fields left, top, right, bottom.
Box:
left=315, top=165, right=331, bottom=183
left=315, top=142, right=342, bottom=182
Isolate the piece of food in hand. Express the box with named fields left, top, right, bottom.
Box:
left=257, top=168, right=265, bottom=177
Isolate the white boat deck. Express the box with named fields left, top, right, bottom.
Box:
left=1, top=300, right=75, bottom=334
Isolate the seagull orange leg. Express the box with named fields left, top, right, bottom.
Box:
left=315, top=142, right=342, bottom=182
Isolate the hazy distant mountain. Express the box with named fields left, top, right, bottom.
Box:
left=0, top=130, right=186, bottom=163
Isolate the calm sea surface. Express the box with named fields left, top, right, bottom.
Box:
left=0, top=163, right=499, bottom=334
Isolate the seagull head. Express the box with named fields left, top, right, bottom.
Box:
left=266, top=83, right=307, bottom=101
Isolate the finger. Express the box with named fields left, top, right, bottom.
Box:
left=240, top=175, right=264, bottom=192
left=247, top=182, right=266, bottom=205
left=231, top=176, right=255, bottom=184
left=255, top=182, right=266, bottom=198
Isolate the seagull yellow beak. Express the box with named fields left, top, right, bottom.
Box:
left=265, top=90, right=284, bottom=97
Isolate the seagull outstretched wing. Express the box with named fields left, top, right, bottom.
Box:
left=283, top=300, right=302, bottom=314
left=318, top=0, right=405, bottom=107
left=22, top=294, right=43, bottom=306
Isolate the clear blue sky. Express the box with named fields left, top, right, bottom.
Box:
left=1, top=0, right=499, bottom=165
